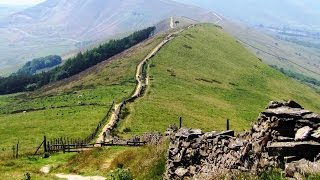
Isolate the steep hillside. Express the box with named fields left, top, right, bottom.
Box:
left=220, top=20, right=320, bottom=81
left=0, top=0, right=218, bottom=76
left=173, top=0, right=320, bottom=82
left=116, top=24, right=320, bottom=137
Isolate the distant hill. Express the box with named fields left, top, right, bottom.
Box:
left=0, top=5, right=26, bottom=19
left=0, top=0, right=218, bottom=76
left=220, top=19, right=320, bottom=81
left=173, top=0, right=320, bottom=30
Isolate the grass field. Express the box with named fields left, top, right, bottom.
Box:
left=0, top=34, right=165, bottom=161
left=117, top=24, right=320, bottom=138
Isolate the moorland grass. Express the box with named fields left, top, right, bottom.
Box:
left=117, top=24, right=320, bottom=137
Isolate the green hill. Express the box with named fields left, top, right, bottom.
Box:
left=117, top=24, right=320, bottom=137
left=1, top=23, right=320, bottom=179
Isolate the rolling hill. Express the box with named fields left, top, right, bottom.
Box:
left=115, top=24, right=320, bottom=137
left=1, top=23, right=320, bottom=179
left=0, top=0, right=218, bottom=76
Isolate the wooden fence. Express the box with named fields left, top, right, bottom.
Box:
left=35, top=102, right=115, bottom=155
left=35, top=135, right=146, bottom=154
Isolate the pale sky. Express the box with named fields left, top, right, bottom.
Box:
left=0, top=0, right=45, bottom=5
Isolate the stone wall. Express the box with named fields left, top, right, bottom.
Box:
left=164, top=101, right=320, bottom=179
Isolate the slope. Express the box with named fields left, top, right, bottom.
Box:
left=0, top=0, right=218, bottom=76
left=116, top=24, right=320, bottom=137
left=220, top=19, right=320, bottom=81
left=0, top=31, right=165, bottom=161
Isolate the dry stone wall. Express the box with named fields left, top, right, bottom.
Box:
left=165, top=101, right=320, bottom=179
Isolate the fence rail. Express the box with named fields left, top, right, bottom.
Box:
left=35, top=102, right=115, bottom=155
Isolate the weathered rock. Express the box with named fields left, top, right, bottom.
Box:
left=312, top=128, right=320, bottom=139
left=175, top=128, right=203, bottom=139
left=286, top=100, right=303, bottom=109
left=228, top=139, right=244, bottom=150
left=263, top=107, right=311, bottom=118
left=294, top=126, right=312, bottom=141
left=296, top=119, right=318, bottom=129
left=266, top=100, right=302, bottom=109
left=165, top=124, right=178, bottom=136
left=285, top=163, right=296, bottom=177
left=267, top=141, right=320, bottom=158
left=285, top=159, right=320, bottom=177
left=216, top=130, right=235, bottom=137
left=303, top=113, right=320, bottom=123
left=175, top=167, right=188, bottom=177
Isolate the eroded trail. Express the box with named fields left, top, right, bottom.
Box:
left=55, top=174, right=105, bottom=180
left=95, top=25, right=194, bottom=144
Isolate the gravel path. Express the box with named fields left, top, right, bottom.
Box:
left=55, top=174, right=105, bottom=180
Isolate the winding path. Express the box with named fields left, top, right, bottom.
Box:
left=95, top=25, right=194, bottom=144
left=211, top=11, right=223, bottom=24
left=170, top=17, right=174, bottom=28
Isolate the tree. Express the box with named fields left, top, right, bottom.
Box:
left=0, top=26, right=156, bottom=95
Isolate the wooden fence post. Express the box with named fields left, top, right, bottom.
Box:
left=179, top=117, right=182, bottom=128
left=226, top=119, right=230, bottom=131
left=16, top=141, right=19, bottom=158
left=44, top=136, right=47, bottom=153
left=12, top=145, right=15, bottom=158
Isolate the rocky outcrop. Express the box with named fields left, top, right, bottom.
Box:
left=164, top=100, right=320, bottom=179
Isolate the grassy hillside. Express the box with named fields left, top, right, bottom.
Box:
left=0, top=34, right=165, bottom=160
left=117, top=24, right=320, bottom=137
left=1, top=23, right=320, bottom=179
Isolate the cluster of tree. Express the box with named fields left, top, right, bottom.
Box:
left=270, top=65, right=320, bottom=87
left=17, top=55, right=62, bottom=75
left=0, top=26, right=156, bottom=95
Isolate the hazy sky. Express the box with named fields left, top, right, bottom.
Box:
left=0, top=0, right=45, bottom=5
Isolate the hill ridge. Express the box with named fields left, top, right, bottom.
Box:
left=95, top=25, right=194, bottom=143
